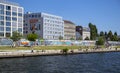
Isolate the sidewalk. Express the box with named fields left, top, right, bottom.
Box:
left=0, top=48, right=120, bottom=58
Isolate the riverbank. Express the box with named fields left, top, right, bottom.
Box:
left=0, top=47, right=120, bottom=59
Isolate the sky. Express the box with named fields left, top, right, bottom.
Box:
left=9, top=0, right=120, bottom=35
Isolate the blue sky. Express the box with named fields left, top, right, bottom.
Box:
left=9, top=0, right=120, bottom=35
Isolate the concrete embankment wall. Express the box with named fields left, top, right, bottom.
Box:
left=0, top=48, right=120, bottom=59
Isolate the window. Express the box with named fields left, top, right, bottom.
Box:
left=18, top=28, right=22, bottom=32
left=0, top=32, right=4, bottom=36
left=12, top=12, right=17, bottom=16
left=6, top=11, right=11, bottom=16
left=12, top=22, right=17, bottom=27
left=0, top=27, right=4, bottom=31
left=6, top=22, right=11, bottom=26
left=12, top=28, right=17, bottom=32
left=18, top=13, right=22, bottom=17
left=32, top=15, right=34, bottom=18
left=26, top=31, right=28, bottom=33
left=6, top=33, right=10, bottom=37
left=39, top=24, right=41, bottom=30
left=0, top=16, right=4, bottom=20
left=18, top=23, right=22, bottom=27
left=0, top=21, right=4, bottom=26
left=6, top=27, right=11, bottom=31
left=0, top=4, right=4, bottom=10
left=18, top=8, right=23, bottom=13
left=6, top=6, right=11, bottom=10
left=0, top=10, right=4, bottom=14
left=12, top=7, right=17, bottom=12
left=12, top=17, right=17, bottom=21
left=6, top=16, right=11, bottom=21
left=29, top=15, right=31, bottom=17
left=18, top=18, right=22, bottom=22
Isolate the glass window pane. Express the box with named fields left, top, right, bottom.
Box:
left=0, top=10, right=4, bottom=14
left=18, top=28, right=22, bottom=32
left=12, top=12, right=17, bottom=16
left=0, top=21, right=4, bottom=26
left=6, top=22, right=11, bottom=26
left=6, top=11, right=11, bottom=16
left=12, top=22, right=17, bottom=27
left=0, top=4, right=4, bottom=10
left=6, top=16, right=11, bottom=21
left=18, top=8, right=23, bottom=13
left=12, top=7, right=17, bottom=12
left=6, top=27, right=11, bottom=31
left=12, top=28, right=17, bottom=32
left=0, top=27, right=4, bottom=31
left=12, top=17, right=17, bottom=21
left=0, top=32, right=4, bottom=37
left=0, top=16, right=4, bottom=20
left=6, top=6, right=11, bottom=10
left=18, top=13, right=22, bottom=17
left=18, top=23, right=22, bottom=27
left=18, top=18, right=22, bottom=22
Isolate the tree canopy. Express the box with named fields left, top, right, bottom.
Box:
left=96, top=37, right=105, bottom=45
left=27, top=33, right=38, bottom=41
left=10, top=31, right=22, bottom=41
left=89, top=23, right=98, bottom=40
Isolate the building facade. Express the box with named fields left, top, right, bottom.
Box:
left=82, top=27, right=90, bottom=40
left=0, top=0, right=24, bottom=38
left=76, top=26, right=90, bottom=40
left=64, top=20, right=76, bottom=40
left=24, top=12, right=64, bottom=40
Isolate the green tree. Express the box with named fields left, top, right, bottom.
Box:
left=111, top=32, right=118, bottom=41
left=89, top=23, right=98, bottom=40
left=10, top=31, right=22, bottom=42
left=107, top=30, right=113, bottom=41
left=105, top=31, right=108, bottom=40
left=59, top=36, right=63, bottom=40
left=27, top=33, right=38, bottom=41
left=114, top=32, right=117, bottom=36
left=100, top=31, right=104, bottom=36
left=96, top=37, right=105, bottom=45
left=118, top=37, right=120, bottom=41
left=70, top=37, right=74, bottom=40
left=84, top=37, right=89, bottom=40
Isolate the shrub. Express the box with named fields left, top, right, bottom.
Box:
left=62, top=48, right=68, bottom=54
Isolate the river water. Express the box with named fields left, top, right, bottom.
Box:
left=0, top=52, right=120, bottom=73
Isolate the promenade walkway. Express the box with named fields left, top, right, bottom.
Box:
left=0, top=48, right=120, bottom=58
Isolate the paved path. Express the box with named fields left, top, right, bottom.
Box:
left=0, top=48, right=120, bottom=58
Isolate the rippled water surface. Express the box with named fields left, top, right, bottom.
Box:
left=0, top=52, right=120, bottom=73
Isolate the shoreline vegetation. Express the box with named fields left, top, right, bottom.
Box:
left=0, top=46, right=120, bottom=59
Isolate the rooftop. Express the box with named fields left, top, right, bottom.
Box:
left=64, top=20, right=75, bottom=25
left=0, top=0, right=20, bottom=6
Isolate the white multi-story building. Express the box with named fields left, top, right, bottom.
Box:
left=0, top=0, right=24, bottom=37
left=24, top=12, right=64, bottom=40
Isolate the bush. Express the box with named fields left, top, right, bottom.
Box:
left=27, top=33, right=38, bottom=41
left=96, top=37, right=105, bottom=45
left=62, top=48, right=68, bottom=54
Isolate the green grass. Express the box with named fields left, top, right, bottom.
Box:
left=0, top=46, right=95, bottom=51
left=114, top=46, right=120, bottom=48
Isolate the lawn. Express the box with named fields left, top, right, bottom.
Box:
left=0, top=45, right=95, bottom=51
